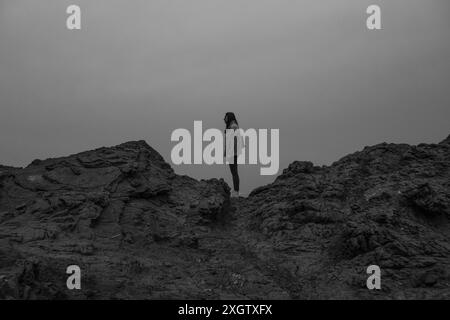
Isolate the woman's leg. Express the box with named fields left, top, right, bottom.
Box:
left=228, top=156, right=239, bottom=192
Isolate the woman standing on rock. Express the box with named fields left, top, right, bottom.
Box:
left=224, top=112, right=245, bottom=198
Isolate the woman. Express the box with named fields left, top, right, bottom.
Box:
left=224, top=112, right=244, bottom=198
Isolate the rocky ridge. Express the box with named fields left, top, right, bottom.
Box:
left=0, top=136, right=449, bottom=299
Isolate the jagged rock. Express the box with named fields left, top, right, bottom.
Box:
left=0, top=141, right=230, bottom=299
left=236, top=136, right=450, bottom=299
left=0, top=136, right=449, bottom=299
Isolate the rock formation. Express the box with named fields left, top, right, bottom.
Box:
left=0, top=136, right=449, bottom=299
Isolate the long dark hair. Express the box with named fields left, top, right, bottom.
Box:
left=224, top=112, right=238, bottom=129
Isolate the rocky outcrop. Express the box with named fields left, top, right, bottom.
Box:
left=239, top=139, right=450, bottom=299
left=0, top=137, right=449, bottom=299
left=0, top=141, right=230, bottom=299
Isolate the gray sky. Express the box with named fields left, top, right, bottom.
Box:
left=1, top=0, right=450, bottom=194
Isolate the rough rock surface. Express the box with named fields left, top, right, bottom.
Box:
left=0, top=137, right=449, bottom=299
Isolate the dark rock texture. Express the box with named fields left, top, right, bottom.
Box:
left=0, top=137, right=449, bottom=299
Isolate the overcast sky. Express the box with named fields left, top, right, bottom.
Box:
left=1, top=0, right=449, bottom=194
